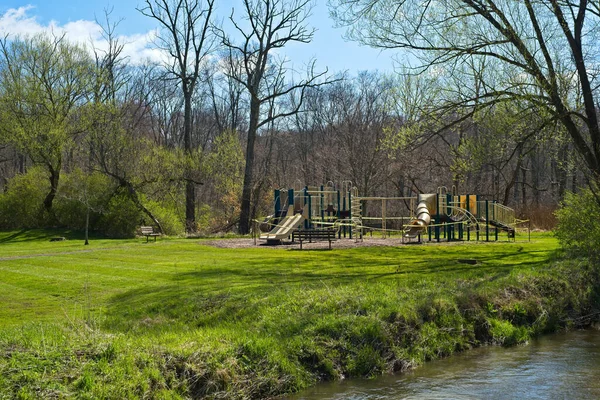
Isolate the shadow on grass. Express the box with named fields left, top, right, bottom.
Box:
left=0, top=229, right=101, bottom=243
left=103, top=244, right=559, bottom=333
left=0, top=229, right=29, bottom=243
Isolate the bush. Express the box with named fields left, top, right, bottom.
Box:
left=0, top=167, right=49, bottom=228
left=144, top=199, right=185, bottom=236
left=99, top=191, right=142, bottom=238
left=54, top=170, right=115, bottom=230
left=555, top=188, right=600, bottom=259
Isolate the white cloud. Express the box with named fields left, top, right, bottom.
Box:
left=0, top=5, right=164, bottom=65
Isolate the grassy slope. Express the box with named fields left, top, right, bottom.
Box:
left=0, top=230, right=598, bottom=399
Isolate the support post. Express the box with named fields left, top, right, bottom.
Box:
left=304, top=187, right=309, bottom=229
left=274, top=189, right=281, bottom=216
left=288, top=189, right=294, bottom=211
left=466, top=194, right=470, bottom=241
left=435, top=194, right=440, bottom=242
left=348, top=191, right=353, bottom=239
left=337, top=190, right=341, bottom=239
left=382, top=198, right=387, bottom=239
left=485, top=200, right=490, bottom=242
left=320, top=185, right=324, bottom=224
left=494, top=201, right=499, bottom=241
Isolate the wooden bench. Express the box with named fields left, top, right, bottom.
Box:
left=292, top=229, right=337, bottom=250
left=140, top=226, right=160, bottom=242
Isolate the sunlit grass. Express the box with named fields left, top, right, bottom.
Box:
left=1, top=229, right=593, bottom=399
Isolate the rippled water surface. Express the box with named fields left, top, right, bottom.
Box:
left=292, top=330, right=600, bottom=399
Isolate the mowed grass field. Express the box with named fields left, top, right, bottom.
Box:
left=1, top=229, right=595, bottom=399
left=0, top=230, right=553, bottom=327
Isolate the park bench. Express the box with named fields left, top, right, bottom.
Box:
left=292, top=229, right=337, bottom=250
left=140, top=226, right=161, bottom=242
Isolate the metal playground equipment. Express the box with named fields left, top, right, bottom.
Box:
left=256, top=182, right=526, bottom=245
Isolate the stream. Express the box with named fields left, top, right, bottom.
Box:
left=291, top=329, right=600, bottom=399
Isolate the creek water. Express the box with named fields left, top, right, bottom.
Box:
left=291, top=330, right=600, bottom=399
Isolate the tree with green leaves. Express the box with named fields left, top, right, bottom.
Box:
left=0, top=34, right=93, bottom=215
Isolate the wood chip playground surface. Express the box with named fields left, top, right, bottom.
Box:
left=202, top=236, right=496, bottom=250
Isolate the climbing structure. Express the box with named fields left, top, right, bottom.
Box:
left=257, top=183, right=523, bottom=244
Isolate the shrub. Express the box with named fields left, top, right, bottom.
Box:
left=99, top=191, right=142, bottom=238
left=144, top=199, right=185, bottom=236
left=0, top=167, right=49, bottom=228
left=555, top=188, right=600, bottom=259
left=54, top=170, right=115, bottom=230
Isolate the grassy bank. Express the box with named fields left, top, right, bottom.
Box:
left=0, top=231, right=598, bottom=399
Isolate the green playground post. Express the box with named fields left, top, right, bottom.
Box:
left=274, top=189, right=281, bottom=216
left=288, top=189, right=294, bottom=210
left=337, top=190, right=341, bottom=239
left=435, top=193, right=440, bottom=242
left=446, top=193, right=452, bottom=240
left=320, top=185, right=325, bottom=223
left=485, top=200, right=490, bottom=242
left=348, top=190, right=353, bottom=239
left=466, top=194, right=470, bottom=241
left=304, top=187, right=309, bottom=229
left=494, top=200, right=499, bottom=241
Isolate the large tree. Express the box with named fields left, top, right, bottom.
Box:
left=332, top=0, right=600, bottom=187
left=0, top=34, right=93, bottom=214
left=139, top=0, right=216, bottom=233
left=220, top=0, right=328, bottom=234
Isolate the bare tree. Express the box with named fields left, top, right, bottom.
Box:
left=219, top=0, right=329, bottom=234
left=139, top=0, right=216, bottom=233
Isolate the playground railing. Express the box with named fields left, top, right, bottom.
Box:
left=491, top=203, right=515, bottom=227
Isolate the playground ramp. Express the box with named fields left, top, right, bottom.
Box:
left=259, top=206, right=305, bottom=241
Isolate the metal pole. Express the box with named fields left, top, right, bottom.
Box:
left=304, top=187, right=309, bottom=229
left=466, top=194, right=470, bottom=241
left=274, top=189, right=281, bottom=216
left=382, top=198, right=386, bottom=239
left=435, top=194, right=440, bottom=242
left=485, top=200, right=489, bottom=242
left=348, top=190, right=353, bottom=239
left=337, top=190, right=341, bottom=239
left=320, top=185, right=324, bottom=223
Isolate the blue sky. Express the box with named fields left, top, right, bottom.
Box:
left=0, top=1, right=399, bottom=74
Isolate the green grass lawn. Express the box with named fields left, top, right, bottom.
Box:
left=0, top=230, right=596, bottom=399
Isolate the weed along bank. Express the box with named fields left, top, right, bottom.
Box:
left=256, top=182, right=527, bottom=248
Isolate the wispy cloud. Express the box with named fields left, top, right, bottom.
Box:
left=0, top=5, right=164, bottom=65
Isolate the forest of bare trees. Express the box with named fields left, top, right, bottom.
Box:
left=0, top=0, right=594, bottom=236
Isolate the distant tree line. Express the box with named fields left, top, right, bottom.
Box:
left=0, top=0, right=592, bottom=237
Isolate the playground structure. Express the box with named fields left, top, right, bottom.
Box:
left=257, top=183, right=526, bottom=245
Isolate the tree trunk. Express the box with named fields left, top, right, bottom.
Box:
left=85, top=207, right=90, bottom=245
left=43, top=163, right=60, bottom=213
left=184, top=91, right=196, bottom=233
left=121, top=180, right=164, bottom=234
left=239, top=98, right=260, bottom=234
